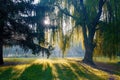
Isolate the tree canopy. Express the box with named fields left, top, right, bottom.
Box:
left=0, top=0, right=55, bottom=64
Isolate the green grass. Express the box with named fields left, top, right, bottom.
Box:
left=0, top=58, right=120, bottom=80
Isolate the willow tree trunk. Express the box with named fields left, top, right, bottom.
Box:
left=0, top=17, right=4, bottom=65
left=0, top=36, right=3, bottom=65
left=82, top=39, right=95, bottom=65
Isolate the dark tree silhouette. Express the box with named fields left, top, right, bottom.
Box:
left=0, top=0, right=54, bottom=64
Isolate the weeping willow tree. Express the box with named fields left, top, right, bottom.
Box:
left=45, top=0, right=120, bottom=64
left=51, top=0, right=107, bottom=65
left=43, top=0, right=74, bottom=58
left=56, top=0, right=84, bottom=58
left=63, top=0, right=106, bottom=65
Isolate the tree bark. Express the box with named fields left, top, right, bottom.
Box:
left=0, top=41, right=3, bottom=65
left=0, top=22, right=3, bottom=64
left=81, top=24, right=95, bottom=65
left=82, top=39, right=95, bottom=65
left=0, top=11, right=4, bottom=65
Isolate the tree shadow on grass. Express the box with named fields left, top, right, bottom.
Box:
left=54, top=63, right=80, bottom=80
left=18, top=63, right=53, bottom=80
left=53, top=61, right=104, bottom=80
left=0, top=68, right=17, bottom=80
left=68, top=62, right=104, bottom=80
left=95, top=62, right=120, bottom=76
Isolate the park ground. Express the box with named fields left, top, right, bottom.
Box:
left=0, top=58, right=120, bottom=80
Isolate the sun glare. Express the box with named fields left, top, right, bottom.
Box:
left=33, top=0, right=40, bottom=4
left=44, top=17, right=50, bottom=26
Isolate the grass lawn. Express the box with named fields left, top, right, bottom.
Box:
left=0, top=58, right=120, bottom=80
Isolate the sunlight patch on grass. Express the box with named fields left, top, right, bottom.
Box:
left=47, top=62, right=59, bottom=80
left=4, top=58, right=35, bottom=63
left=11, top=64, right=30, bottom=79
left=14, top=64, right=29, bottom=70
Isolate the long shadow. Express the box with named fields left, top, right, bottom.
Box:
left=68, top=62, right=104, bottom=80
left=54, top=63, right=80, bottom=80
left=95, top=62, right=120, bottom=76
left=67, top=58, right=120, bottom=78
left=18, top=63, right=53, bottom=80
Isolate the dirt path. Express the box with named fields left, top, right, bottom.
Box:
left=95, top=62, right=120, bottom=80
